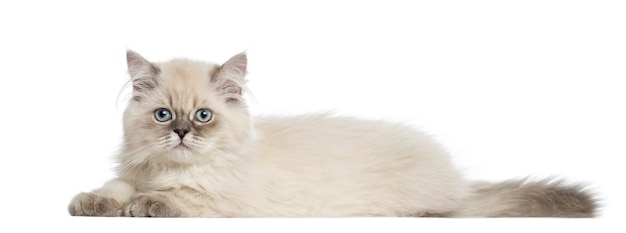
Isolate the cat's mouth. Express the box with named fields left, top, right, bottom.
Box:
left=173, top=142, right=192, bottom=151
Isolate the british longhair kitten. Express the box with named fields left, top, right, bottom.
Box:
left=69, top=51, right=597, bottom=217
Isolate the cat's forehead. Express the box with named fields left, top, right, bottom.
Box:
left=158, top=59, right=219, bottom=86
left=155, top=59, right=221, bottom=108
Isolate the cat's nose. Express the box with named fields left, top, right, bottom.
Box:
left=173, top=129, right=189, bottom=139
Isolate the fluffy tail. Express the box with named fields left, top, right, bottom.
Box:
left=452, top=179, right=598, bottom=217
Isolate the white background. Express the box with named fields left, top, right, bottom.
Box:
left=1, top=0, right=624, bottom=232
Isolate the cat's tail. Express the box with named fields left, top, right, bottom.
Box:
left=451, top=179, right=598, bottom=217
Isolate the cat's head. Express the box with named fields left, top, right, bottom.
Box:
left=120, top=51, right=253, bottom=166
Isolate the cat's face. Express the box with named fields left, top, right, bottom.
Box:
left=121, top=51, right=252, bottom=166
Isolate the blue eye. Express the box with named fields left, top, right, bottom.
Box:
left=195, top=109, right=212, bottom=123
left=154, top=108, right=172, bottom=122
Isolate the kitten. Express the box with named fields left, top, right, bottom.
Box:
left=68, top=51, right=597, bottom=217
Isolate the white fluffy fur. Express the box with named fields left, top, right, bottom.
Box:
left=68, top=51, right=596, bottom=218
left=102, top=114, right=468, bottom=217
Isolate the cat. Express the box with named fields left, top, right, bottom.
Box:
left=68, top=50, right=597, bottom=217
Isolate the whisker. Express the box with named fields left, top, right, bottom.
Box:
left=117, top=136, right=171, bottom=174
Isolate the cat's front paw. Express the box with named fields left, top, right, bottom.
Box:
left=124, top=194, right=180, bottom=217
left=68, top=192, right=123, bottom=216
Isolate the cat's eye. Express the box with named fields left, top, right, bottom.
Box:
left=195, top=109, right=212, bottom=123
left=154, top=108, right=172, bottom=122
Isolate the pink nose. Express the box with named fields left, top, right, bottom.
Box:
left=173, top=129, right=189, bottom=139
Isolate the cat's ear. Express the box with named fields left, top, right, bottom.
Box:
left=212, top=52, right=247, bottom=103
left=126, top=50, right=160, bottom=93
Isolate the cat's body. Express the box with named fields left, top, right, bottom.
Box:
left=68, top=51, right=597, bottom=217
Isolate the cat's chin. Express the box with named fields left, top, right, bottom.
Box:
left=161, top=144, right=198, bottom=164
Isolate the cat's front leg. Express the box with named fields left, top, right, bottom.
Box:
left=123, top=193, right=181, bottom=217
left=68, top=179, right=136, bottom=216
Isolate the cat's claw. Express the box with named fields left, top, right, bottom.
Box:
left=68, top=192, right=123, bottom=217
left=124, top=194, right=180, bottom=217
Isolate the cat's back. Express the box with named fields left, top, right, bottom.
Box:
left=252, top=113, right=448, bottom=163
left=245, top=113, right=466, bottom=216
